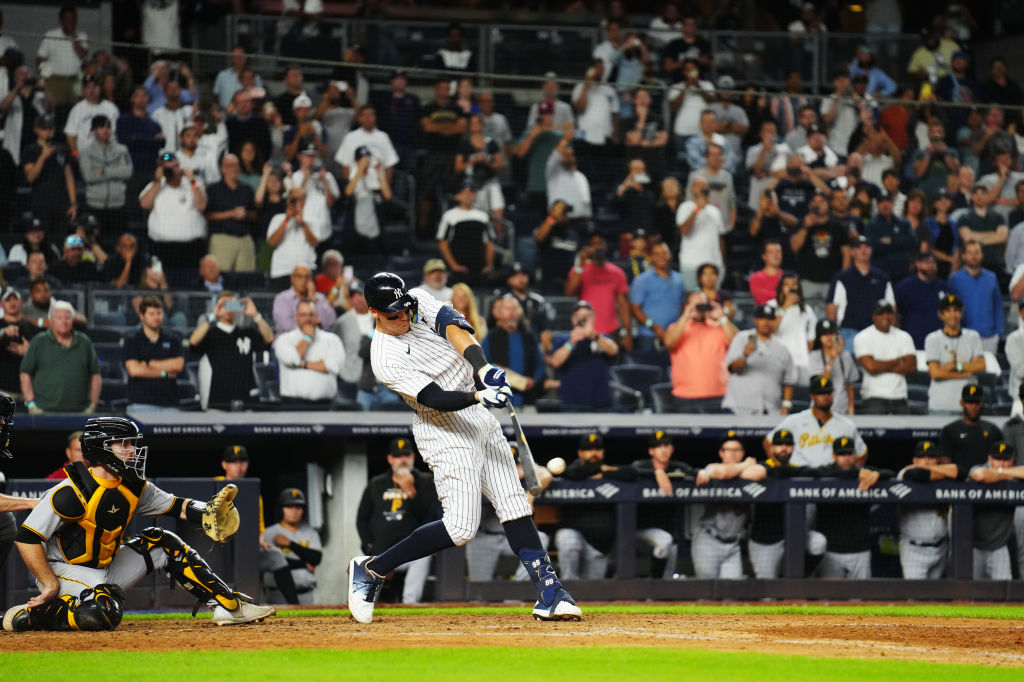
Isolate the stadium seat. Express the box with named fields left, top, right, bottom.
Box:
left=611, top=365, right=664, bottom=407
left=177, top=379, right=200, bottom=409
left=94, top=342, right=125, bottom=367
left=650, top=383, right=676, bottom=414
left=254, top=363, right=280, bottom=404
left=86, top=327, right=129, bottom=343
left=100, top=379, right=128, bottom=410
left=93, top=310, right=127, bottom=327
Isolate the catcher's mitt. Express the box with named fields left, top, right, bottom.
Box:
left=202, top=484, right=240, bottom=542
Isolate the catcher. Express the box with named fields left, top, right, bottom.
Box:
left=3, top=417, right=274, bottom=631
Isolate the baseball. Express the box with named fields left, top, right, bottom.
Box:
left=546, top=457, right=567, bottom=475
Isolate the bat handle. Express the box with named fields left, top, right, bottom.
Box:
left=527, top=484, right=542, bottom=497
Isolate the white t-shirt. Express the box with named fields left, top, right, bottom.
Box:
left=853, top=324, right=916, bottom=399
left=334, top=127, right=399, bottom=191
left=141, top=0, right=181, bottom=52
left=64, top=99, right=120, bottom=146
left=570, top=82, right=618, bottom=145
left=286, top=170, right=339, bottom=238
left=267, top=213, right=319, bottom=278
left=675, top=201, right=726, bottom=271
left=151, top=104, right=194, bottom=153
left=668, top=81, right=715, bottom=136
left=177, top=147, right=221, bottom=185
left=273, top=327, right=345, bottom=401
left=796, top=143, right=840, bottom=168
left=765, top=299, right=817, bottom=369
left=141, top=179, right=207, bottom=243
left=37, top=28, right=88, bottom=78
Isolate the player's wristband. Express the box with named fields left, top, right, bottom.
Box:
left=26, top=401, right=36, bottom=408
left=644, top=318, right=654, bottom=329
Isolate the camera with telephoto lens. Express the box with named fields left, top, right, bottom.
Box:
left=696, top=303, right=713, bottom=312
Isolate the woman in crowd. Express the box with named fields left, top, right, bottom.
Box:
left=765, top=273, right=816, bottom=386
left=696, top=262, right=734, bottom=320
left=451, top=282, right=487, bottom=342
left=807, top=319, right=860, bottom=415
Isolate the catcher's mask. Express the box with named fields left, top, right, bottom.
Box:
left=0, top=391, right=15, bottom=460
left=80, top=417, right=148, bottom=480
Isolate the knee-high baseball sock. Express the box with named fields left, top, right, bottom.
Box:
left=502, top=515, right=545, bottom=555
left=367, top=520, right=455, bottom=575
left=273, top=567, right=300, bottom=603
left=505, top=516, right=562, bottom=605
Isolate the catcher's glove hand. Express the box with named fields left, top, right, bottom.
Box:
left=202, top=484, right=240, bottom=543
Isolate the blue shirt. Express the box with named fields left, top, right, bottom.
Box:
left=629, top=268, right=685, bottom=337
left=865, top=214, right=917, bottom=281
left=949, top=268, right=1004, bottom=338
left=828, top=265, right=892, bottom=330
left=481, top=330, right=545, bottom=407
left=144, top=75, right=197, bottom=115
left=115, top=113, right=165, bottom=175
left=553, top=333, right=613, bottom=408
left=894, top=274, right=948, bottom=349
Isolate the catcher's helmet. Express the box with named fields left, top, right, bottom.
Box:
left=364, top=272, right=418, bottom=318
left=0, top=391, right=15, bottom=460
left=80, top=417, right=148, bottom=480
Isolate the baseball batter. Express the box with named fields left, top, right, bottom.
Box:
left=3, top=417, right=275, bottom=631
left=0, top=394, right=39, bottom=571
left=765, top=375, right=867, bottom=467
left=896, top=440, right=956, bottom=579
left=347, top=272, right=581, bottom=623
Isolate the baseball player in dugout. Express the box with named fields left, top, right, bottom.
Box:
left=765, top=374, right=867, bottom=468
left=741, top=429, right=827, bottom=578
left=967, top=441, right=1024, bottom=580
left=896, top=440, right=957, bottom=580
left=629, top=430, right=691, bottom=579
left=3, top=417, right=275, bottom=631
left=263, top=488, right=322, bottom=604
left=937, top=385, right=1003, bottom=472
left=355, top=437, right=440, bottom=604
left=0, top=394, right=40, bottom=579
left=348, top=273, right=582, bottom=623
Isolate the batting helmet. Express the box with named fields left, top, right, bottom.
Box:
left=365, top=272, right=418, bottom=317
left=80, top=417, right=148, bottom=480
left=0, top=391, right=15, bottom=460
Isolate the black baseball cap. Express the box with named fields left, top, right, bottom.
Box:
left=809, top=374, right=834, bottom=395
left=753, top=304, right=777, bottom=319
left=720, top=429, right=741, bottom=445
left=961, top=384, right=984, bottom=403
left=815, top=318, right=838, bottom=337
left=349, top=280, right=365, bottom=295
left=34, top=114, right=55, bottom=130
left=354, top=145, right=372, bottom=160
left=648, top=429, right=672, bottom=447
left=852, top=234, right=870, bottom=246
left=914, top=440, right=938, bottom=457
left=807, top=123, right=823, bottom=135
left=388, top=437, right=415, bottom=456
left=872, top=299, right=894, bottom=315
left=876, top=191, right=894, bottom=203
left=771, top=429, right=794, bottom=446
left=579, top=432, right=604, bottom=450
left=832, top=436, right=857, bottom=455
left=508, top=262, right=528, bottom=278
left=82, top=74, right=98, bottom=87
left=990, top=441, right=1015, bottom=459
left=938, top=293, right=963, bottom=310
left=278, top=487, right=306, bottom=507
left=456, top=180, right=476, bottom=193
left=222, top=444, right=249, bottom=462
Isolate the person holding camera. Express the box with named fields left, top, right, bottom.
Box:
left=687, top=141, right=737, bottom=230
left=549, top=301, right=619, bottom=410
left=343, top=146, right=392, bottom=253
left=676, top=175, right=725, bottom=291
left=533, top=199, right=581, bottom=293
left=139, top=151, right=208, bottom=270
left=284, top=93, right=326, bottom=164
left=151, top=78, right=194, bottom=154
left=287, top=144, right=338, bottom=242
left=791, top=190, right=850, bottom=311
left=722, top=304, right=797, bottom=416
left=267, top=188, right=316, bottom=287
left=615, top=159, right=656, bottom=234
left=664, top=291, right=737, bottom=410
left=455, top=113, right=505, bottom=221
left=565, top=234, right=632, bottom=350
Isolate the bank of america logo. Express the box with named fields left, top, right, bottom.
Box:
left=742, top=482, right=767, bottom=498
left=596, top=483, right=620, bottom=499
left=889, top=483, right=912, bottom=499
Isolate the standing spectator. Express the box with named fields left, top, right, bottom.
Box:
left=481, top=296, right=545, bottom=407
left=0, top=288, right=39, bottom=395
left=79, top=115, right=132, bottom=234
left=373, top=70, right=419, bottom=167
left=745, top=120, right=791, bottom=210
left=548, top=301, right=618, bottom=411
left=139, top=151, right=207, bottom=269
left=333, top=282, right=399, bottom=410
left=783, top=104, right=817, bottom=152
left=664, top=292, right=737, bottom=410
left=436, top=182, right=494, bottom=286
left=455, top=114, right=505, bottom=220
left=935, top=51, right=984, bottom=135
left=957, top=185, right=1009, bottom=284
left=36, top=6, right=88, bottom=108
left=355, top=439, right=439, bottom=604
left=273, top=65, right=309, bottom=127
left=675, top=176, right=725, bottom=290
left=176, top=123, right=220, bottom=185
left=525, top=74, right=574, bottom=129
left=662, top=15, right=711, bottom=79
left=20, top=302, right=99, bottom=414
left=22, top=115, right=77, bottom=234
left=226, top=90, right=271, bottom=161
left=571, top=61, right=619, bottom=164
left=796, top=124, right=845, bottom=182
left=272, top=265, right=336, bottom=334
left=116, top=87, right=164, bottom=188
left=283, top=94, right=326, bottom=164
left=772, top=74, right=811, bottom=139
left=188, top=292, right=273, bottom=408
left=565, top=235, right=631, bottom=343
left=286, top=147, right=338, bottom=241
left=315, top=249, right=350, bottom=312
left=853, top=300, right=917, bottom=414
left=342, top=146, right=392, bottom=253
left=418, top=259, right=452, bottom=302
left=214, top=46, right=263, bottom=109
left=273, top=299, right=346, bottom=405
left=912, top=121, right=961, bottom=199
left=1006, top=308, right=1024, bottom=402
left=418, top=79, right=466, bottom=235
left=263, top=488, right=322, bottom=605
left=807, top=319, right=859, bottom=416
left=500, top=263, right=553, bottom=352
left=515, top=101, right=570, bottom=211
left=766, top=274, right=817, bottom=383
left=123, top=297, right=184, bottom=411
left=848, top=45, right=896, bottom=97
left=335, top=105, right=399, bottom=185
left=1, top=65, right=47, bottom=167
left=791, top=190, right=851, bottom=310
left=64, top=74, right=119, bottom=154
left=686, top=143, right=736, bottom=230
left=968, top=442, right=1024, bottom=580
left=151, top=79, right=193, bottom=154
left=722, top=305, right=797, bottom=416
left=938, top=385, right=1003, bottom=469
left=819, top=71, right=860, bottom=157
left=206, top=154, right=256, bottom=272
left=774, top=154, right=827, bottom=221
left=614, top=159, right=657, bottom=235
left=979, top=152, right=1024, bottom=225
left=865, top=191, right=917, bottom=281
left=827, top=236, right=894, bottom=349
left=477, top=91, right=513, bottom=160
left=708, top=77, right=748, bottom=166
left=266, top=188, right=316, bottom=286
left=629, top=243, right=684, bottom=352
left=895, top=251, right=948, bottom=349
left=749, top=191, right=798, bottom=267
left=684, top=110, right=733, bottom=173
left=748, top=241, right=784, bottom=306
left=921, top=189, right=961, bottom=279
left=668, top=59, right=715, bottom=150
left=436, top=22, right=474, bottom=72
left=925, top=293, right=986, bottom=413
left=545, top=139, right=592, bottom=221
left=949, top=241, right=1003, bottom=353
left=906, top=29, right=959, bottom=83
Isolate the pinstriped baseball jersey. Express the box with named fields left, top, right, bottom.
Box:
left=370, top=288, right=532, bottom=542
left=768, top=409, right=866, bottom=468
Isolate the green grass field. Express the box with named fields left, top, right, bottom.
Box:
left=4, top=647, right=1022, bottom=682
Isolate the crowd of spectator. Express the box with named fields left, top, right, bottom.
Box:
left=0, top=4, right=1024, bottom=416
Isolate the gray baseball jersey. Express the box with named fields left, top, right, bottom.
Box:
left=722, top=332, right=798, bottom=414
left=263, top=522, right=322, bottom=592
left=370, top=288, right=531, bottom=543
left=768, top=409, right=867, bottom=467
left=924, top=328, right=984, bottom=411
left=895, top=465, right=949, bottom=579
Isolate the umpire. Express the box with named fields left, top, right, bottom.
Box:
left=355, top=438, right=440, bottom=603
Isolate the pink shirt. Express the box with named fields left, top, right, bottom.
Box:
left=749, top=269, right=781, bottom=305
left=574, top=262, right=629, bottom=334
left=670, top=320, right=730, bottom=399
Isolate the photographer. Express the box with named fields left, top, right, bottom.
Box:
left=534, top=199, right=582, bottom=293
left=1, top=66, right=47, bottom=166
left=267, top=187, right=320, bottom=288
left=615, top=159, right=656, bottom=234
left=455, top=113, right=505, bottom=221
left=287, top=145, right=338, bottom=242
left=343, top=146, right=391, bottom=253
left=565, top=234, right=631, bottom=349
left=664, top=291, right=737, bottom=410
left=283, top=93, right=326, bottom=164
left=791, top=191, right=850, bottom=311
left=549, top=301, right=619, bottom=410
left=676, top=175, right=725, bottom=291
left=749, top=191, right=798, bottom=265
left=22, top=114, right=77, bottom=234
left=139, top=151, right=208, bottom=270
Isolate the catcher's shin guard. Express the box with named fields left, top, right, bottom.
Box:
left=9, top=584, right=125, bottom=631
left=126, top=526, right=244, bottom=614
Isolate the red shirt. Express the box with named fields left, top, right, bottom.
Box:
left=749, top=269, right=781, bottom=305
left=315, top=273, right=335, bottom=294
left=670, top=320, right=730, bottom=398
left=879, top=106, right=910, bottom=152
left=45, top=466, right=69, bottom=480
left=573, top=262, right=629, bottom=334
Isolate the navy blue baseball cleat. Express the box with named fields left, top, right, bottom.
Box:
left=532, top=588, right=582, bottom=621
left=347, top=555, right=384, bottom=623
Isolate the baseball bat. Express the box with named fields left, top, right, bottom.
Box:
left=507, top=404, right=543, bottom=497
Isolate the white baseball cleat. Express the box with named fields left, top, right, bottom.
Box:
left=211, top=601, right=276, bottom=625
left=532, top=588, right=582, bottom=621
left=348, top=555, right=384, bottom=624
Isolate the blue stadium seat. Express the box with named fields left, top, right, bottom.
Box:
left=611, top=364, right=664, bottom=407
left=100, top=379, right=128, bottom=410
left=93, top=310, right=127, bottom=327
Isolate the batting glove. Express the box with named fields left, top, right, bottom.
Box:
left=476, top=363, right=509, bottom=391
left=476, top=386, right=512, bottom=408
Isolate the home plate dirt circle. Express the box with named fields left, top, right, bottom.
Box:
left=3, top=613, right=1023, bottom=667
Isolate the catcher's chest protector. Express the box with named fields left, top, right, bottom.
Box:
left=51, top=461, right=145, bottom=568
